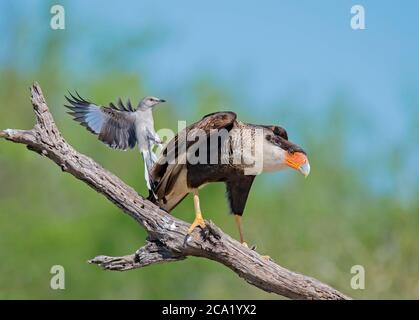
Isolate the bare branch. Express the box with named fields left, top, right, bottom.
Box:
left=89, top=241, right=186, bottom=271
left=0, top=82, right=350, bottom=300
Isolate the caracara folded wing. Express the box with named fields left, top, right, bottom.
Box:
left=150, top=111, right=237, bottom=211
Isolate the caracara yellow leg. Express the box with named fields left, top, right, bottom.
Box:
left=188, top=190, right=206, bottom=234
left=235, top=214, right=271, bottom=260
left=234, top=214, right=247, bottom=246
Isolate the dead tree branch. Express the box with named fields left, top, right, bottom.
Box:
left=0, top=82, right=350, bottom=300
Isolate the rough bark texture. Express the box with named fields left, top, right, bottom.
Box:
left=0, top=82, right=350, bottom=300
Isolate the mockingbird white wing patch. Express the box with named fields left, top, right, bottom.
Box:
left=65, top=92, right=137, bottom=150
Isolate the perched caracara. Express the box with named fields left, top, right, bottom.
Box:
left=149, top=111, right=310, bottom=245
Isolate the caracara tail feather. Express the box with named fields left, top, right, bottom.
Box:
left=150, top=166, right=190, bottom=212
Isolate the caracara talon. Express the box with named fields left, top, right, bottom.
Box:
left=187, top=216, right=206, bottom=234
left=183, top=234, right=192, bottom=246
left=202, top=227, right=210, bottom=239
left=184, top=216, right=207, bottom=245
left=241, top=240, right=269, bottom=259
left=241, top=241, right=257, bottom=251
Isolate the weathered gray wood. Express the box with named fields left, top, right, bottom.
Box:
left=0, top=82, right=350, bottom=300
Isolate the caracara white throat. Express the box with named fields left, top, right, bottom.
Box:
left=65, top=92, right=165, bottom=189
left=149, top=111, right=310, bottom=245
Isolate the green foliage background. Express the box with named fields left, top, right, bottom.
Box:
left=1, top=3, right=419, bottom=300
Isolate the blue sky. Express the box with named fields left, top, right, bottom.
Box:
left=1, top=0, right=419, bottom=197
left=2, top=1, right=418, bottom=125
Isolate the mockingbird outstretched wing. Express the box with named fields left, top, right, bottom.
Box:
left=65, top=92, right=137, bottom=150
left=65, top=92, right=166, bottom=191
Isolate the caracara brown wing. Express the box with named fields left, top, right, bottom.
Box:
left=65, top=92, right=137, bottom=150
left=150, top=111, right=237, bottom=211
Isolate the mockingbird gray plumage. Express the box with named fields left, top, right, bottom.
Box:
left=65, top=92, right=165, bottom=190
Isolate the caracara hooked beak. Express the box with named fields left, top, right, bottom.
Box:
left=285, top=152, right=310, bottom=177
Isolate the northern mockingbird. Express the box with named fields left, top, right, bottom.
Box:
left=65, top=92, right=165, bottom=190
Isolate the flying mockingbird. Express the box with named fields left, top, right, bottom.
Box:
left=65, top=92, right=165, bottom=190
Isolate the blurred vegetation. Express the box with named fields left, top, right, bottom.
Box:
left=1, top=2, right=419, bottom=299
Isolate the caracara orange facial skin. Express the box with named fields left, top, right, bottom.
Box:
left=285, top=152, right=310, bottom=177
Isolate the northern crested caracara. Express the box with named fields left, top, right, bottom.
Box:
left=65, top=92, right=165, bottom=189
left=149, top=111, right=310, bottom=245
